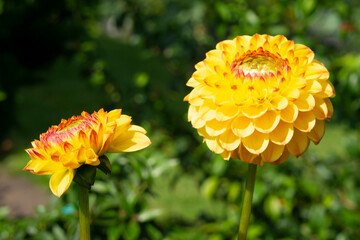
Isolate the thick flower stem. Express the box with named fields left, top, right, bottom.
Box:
left=78, top=184, right=90, bottom=240
left=238, top=164, right=257, bottom=240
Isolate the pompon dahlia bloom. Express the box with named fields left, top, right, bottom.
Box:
left=24, top=109, right=151, bottom=197
left=184, top=34, right=335, bottom=166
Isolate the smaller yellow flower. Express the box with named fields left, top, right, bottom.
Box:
left=24, top=109, right=151, bottom=197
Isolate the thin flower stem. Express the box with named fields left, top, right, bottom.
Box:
left=238, top=164, right=257, bottom=240
left=78, top=184, right=90, bottom=240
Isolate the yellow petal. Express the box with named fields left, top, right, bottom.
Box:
left=219, top=130, right=241, bottom=151
left=286, top=129, right=309, bottom=157
left=78, top=147, right=99, bottom=166
left=239, top=144, right=257, bottom=164
left=315, top=80, right=335, bottom=98
left=189, top=97, right=205, bottom=106
left=186, top=77, right=201, bottom=87
left=220, top=150, right=231, bottom=160
left=23, top=159, right=61, bottom=175
left=235, top=35, right=252, bottom=50
left=313, top=97, right=328, bottom=120
left=205, top=119, right=227, bottom=136
left=305, top=60, right=329, bottom=80
left=269, top=121, right=294, bottom=145
left=270, top=95, right=288, bottom=110
left=254, top=110, right=280, bottom=133
left=307, top=80, right=322, bottom=94
left=108, top=125, right=151, bottom=152
left=324, top=98, right=333, bottom=118
left=252, top=156, right=263, bottom=166
left=282, top=88, right=300, bottom=101
left=205, top=137, right=223, bottom=154
left=294, top=93, right=315, bottom=111
left=294, top=44, right=314, bottom=63
left=231, top=116, right=255, bottom=137
left=241, top=105, right=268, bottom=119
left=249, top=33, right=266, bottom=49
left=242, top=131, right=269, bottom=154
left=261, top=142, right=285, bottom=163
left=270, top=35, right=288, bottom=48
left=280, top=103, right=298, bottom=123
left=49, top=168, right=75, bottom=197
left=107, top=109, right=122, bottom=123
left=294, top=111, right=316, bottom=132
left=215, top=104, right=239, bottom=121
left=307, top=119, right=325, bottom=145
left=189, top=106, right=206, bottom=129
left=269, top=148, right=290, bottom=165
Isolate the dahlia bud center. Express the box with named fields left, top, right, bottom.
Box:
left=231, top=49, right=287, bottom=79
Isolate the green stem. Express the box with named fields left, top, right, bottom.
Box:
left=78, top=184, right=90, bottom=240
left=238, top=164, right=257, bottom=240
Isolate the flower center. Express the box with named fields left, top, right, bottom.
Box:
left=231, top=49, right=287, bottom=78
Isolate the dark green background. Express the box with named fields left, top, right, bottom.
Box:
left=0, top=0, right=359, bottom=239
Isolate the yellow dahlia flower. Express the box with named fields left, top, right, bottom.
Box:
left=24, top=109, right=151, bottom=197
left=184, top=34, right=335, bottom=166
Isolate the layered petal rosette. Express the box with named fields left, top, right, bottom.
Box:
left=24, top=109, right=151, bottom=196
left=184, top=34, right=335, bottom=166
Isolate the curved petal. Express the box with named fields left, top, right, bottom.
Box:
left=107, top=109, right=122, bottom=123
left=261, top=142, right=285, bottom=163
left=313, top=97, right=328, bottom=120
left=280, top=103, right=298, bottom=123
left=286, top=129, right=310, bottom=157
left=23, top=159, right=62, bottom=175
left=205, top=119, right=228, bottom=136
left=324, top=98, right=334, bottom=118
left=269, top=148, right=290, bottom=165
left=231, top=116, right=255, bottom=137
left=108, top=125, right=151, bottom=153
left=219, top=130, right=241, bottom=151
left=315, top=80, right=335, bottom=98
left=49, top=168, right=75, bottom=197
left=294, top=111, right=316, bottom=132
left=307, top=119, right=325, bottom=145
left=242, top=131, right=269, bottom=154
left=239, top=144, right=257, bottom=164
left=294, top=93, right=315, bottom=111
left=305, top=60, right=329, bottom=80
left=215, top=104, right=239, bottom=121
left=269, top=121, right=294, bottom=145
left=241, top=105, right=268, bottom=119
left=205, top=137, right=223, bottom=154
left=270, top=95, right=288, bottom=110
left=254, top=110, right=280, bottom=133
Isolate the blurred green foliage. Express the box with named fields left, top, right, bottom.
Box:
left=1, top=0, right=360, bottom=239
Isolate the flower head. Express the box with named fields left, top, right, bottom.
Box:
left=24, top=109, right=151, bottom=196
left=184, top=34, right=335, bottom=166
